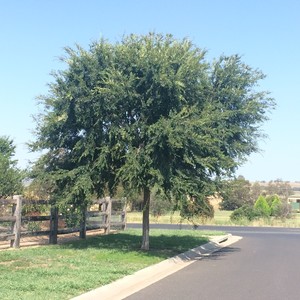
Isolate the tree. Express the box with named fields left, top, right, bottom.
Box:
left=250, top=181, right=264, bottom=203
left=266, top=194, right=291, bottom=219
left=254, top=195, right=271, bottom=217
left=220, top=175, right=252, bottom=210
left=269, top=194, right=282, bottom=217
left=31, top=33, right=274, bottom=250
left=267, top=179, right=293, bottom=201
left=0, top=136, right=23, bottom=197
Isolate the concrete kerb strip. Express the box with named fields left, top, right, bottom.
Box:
left=72, top=234, right=242, bottom=300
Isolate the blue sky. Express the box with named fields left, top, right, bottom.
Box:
left=1, top=0, right=299, bottom=181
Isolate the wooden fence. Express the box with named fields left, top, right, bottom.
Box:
left=0, top=196, right=126, bottom=248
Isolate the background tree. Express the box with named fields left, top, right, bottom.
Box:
left=250, top=181, right=264, bottom=203
left=267, top=179, right=293, bottom=201
left=220, top=175, right=252, bottom=210
left=149, top=187, right=174, bottom=219
left=31, top=33, right=274, bottom=250
left=0, top=136, right=23, bottom=197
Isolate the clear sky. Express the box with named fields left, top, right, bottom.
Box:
left=1, top=0, right=299, bottom=182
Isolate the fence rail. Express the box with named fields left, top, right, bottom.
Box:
left=0, top=196, right=126, bottom=248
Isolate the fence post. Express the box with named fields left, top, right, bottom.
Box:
left=10, top=195, right=22, bottom=248
left=121, top=201, right=127, bottom=230
left=10, top=201, right=16, bottom=247
left=49, top=206, right=58, bottom=244
left=101, top=200, right=107, bottom=233
left=104, top=197, right=111, bottom=234
left=101, top=200, right=106, bottom=228
left=79, top=205, right=87, bottom=239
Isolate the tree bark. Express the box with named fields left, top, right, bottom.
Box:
left=141, top=186, right=150, bottom=250
left=79, top=205, right=87, bottom=239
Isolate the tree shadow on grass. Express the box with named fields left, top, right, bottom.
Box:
left=58, top=231, right=211, bottom=259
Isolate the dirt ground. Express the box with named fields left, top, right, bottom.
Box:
left=0, top=229, right=106, bottom=250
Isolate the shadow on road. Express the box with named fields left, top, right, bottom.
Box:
left=202, top=246, right=241, bottom=261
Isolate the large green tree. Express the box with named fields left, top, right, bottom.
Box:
left=0, top=136, right=23, bottom=197
left=31, top=33, right=274, bottom=249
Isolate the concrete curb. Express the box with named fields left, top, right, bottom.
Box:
left=71, top=234, right=242, bottom=300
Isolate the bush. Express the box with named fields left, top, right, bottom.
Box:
left=270, top=195, right=282, bottom=217
left=231, top=194, right=292, bottom=223
left=59, top=204, right=83, bottom=228
left=22, top=202, right=49, bottom=216
left=270, top=195, right=292, bottom=219
left=230, top=204, right=258, bottom=222
left=277, top=201, right=292, bottom=219
left=254, top=195, right=271, bottom=217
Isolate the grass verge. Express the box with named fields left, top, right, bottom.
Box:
left=0, top=228, right=223, bottom=300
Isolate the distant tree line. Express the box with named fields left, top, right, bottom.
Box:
left=220, top=176, right=293, bottom=221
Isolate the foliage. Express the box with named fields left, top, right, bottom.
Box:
left=267, top=194, right=292, bottom=219
left=276, top=200, right=292, bottom=219
left=254, top=195, right=271, bottom=217
left=149, top=187, right=174, bottom=217
left=0, top=136, right=23, bottom=197
left=221, top=179, right=292, bottom=213
left=179, top=195, right=214, bottom=224
left=59, top=204, right=83, bottom=228
left=23, top=177, right=51, bottom=200
left=22, top=202, right=49, bottom=216
left=220, top=175, right=253, bottom=210
left=250, top=181, right=264, bottom=203
left=31, top=33, right=275, bottom=249
left=269, top=194, right=282, bottom=217
left=266, top=179, right=293, bottom=200
left=231, top=192, right=292, bottom=223
left=230, top=204, right=258, bottom=222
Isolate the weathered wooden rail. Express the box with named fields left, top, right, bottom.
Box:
left=0, top=196, right=126, bottom=248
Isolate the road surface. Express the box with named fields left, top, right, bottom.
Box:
left=125, top=225, right=300, bottom=300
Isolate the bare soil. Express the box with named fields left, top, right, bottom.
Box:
left=0, top=229, right=106, bottom=250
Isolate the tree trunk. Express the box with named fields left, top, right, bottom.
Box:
left=141, top=186, right=150, bottom=250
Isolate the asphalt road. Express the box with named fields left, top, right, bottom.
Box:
left=125, top=224, right=300, bottom=300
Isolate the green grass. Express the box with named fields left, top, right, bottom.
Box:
left=0, top=228, right=222, bottom=300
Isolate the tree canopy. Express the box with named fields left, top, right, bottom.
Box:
left=31, top=33, right=275, bottom=249
left=220, top=176, right=253, bottom=210
left=0, top=136, right=23, bottom=197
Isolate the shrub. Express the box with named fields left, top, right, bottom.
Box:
left=230, top=204, right=258, bottom=222
left=254, top=195, right=271, bottom=217
left=278, top=201, right=292, bottom=219
left=270, top=194, right=282, bottom=217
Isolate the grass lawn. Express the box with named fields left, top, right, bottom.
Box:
left=0, top=228, right=223, bottom=300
